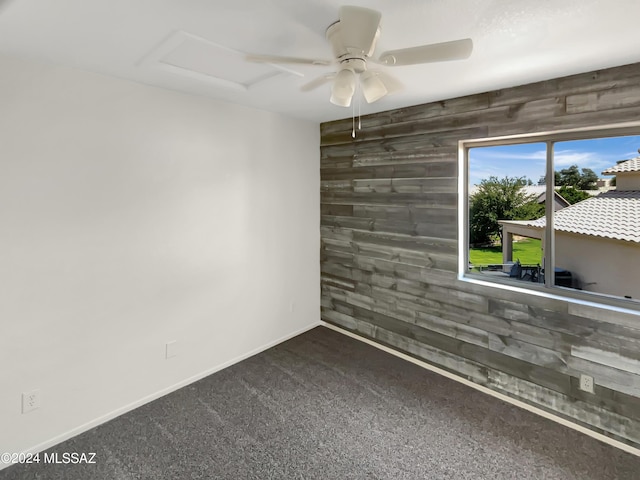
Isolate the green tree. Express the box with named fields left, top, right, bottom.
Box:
left=555, top=164, right=599, bottom=189
left=557, top=165, right=581, bottom=186
left=577, top=167, right=598, bottom=190
left=469, top=176, right=544, bottom=245
left=557, top=186, right=591, bottom=204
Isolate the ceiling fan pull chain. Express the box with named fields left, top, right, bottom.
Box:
left=351, top=79, right=362, bottom=139
left=358, top=88, right=362, bottom=130
left=352, top=88, right=356, bottom=138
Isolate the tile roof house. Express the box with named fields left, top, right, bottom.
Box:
left=602, top=157, right=640, bottom=174
left=497, top=157, right=640, bottom=299
left=520, top=189, right=640, bottom=243
left=602, top=157, right=640, bottom=191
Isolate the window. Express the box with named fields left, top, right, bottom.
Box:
left=461, top=125, right=640, bottom=306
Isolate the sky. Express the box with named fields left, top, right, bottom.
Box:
left=469, top=134, right=640, bottom=187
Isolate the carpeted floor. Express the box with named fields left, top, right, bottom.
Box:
left=2, top=326, right=639, bottom=479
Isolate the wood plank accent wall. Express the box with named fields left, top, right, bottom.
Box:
left=320, top=62, right=640, bottom=448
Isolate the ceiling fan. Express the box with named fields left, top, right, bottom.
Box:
left=246, top=5, right=473, bottom=107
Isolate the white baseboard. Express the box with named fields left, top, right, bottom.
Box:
left=321, top=321, right=640, bottom=458
left=2, top=321, right=322, bottom=471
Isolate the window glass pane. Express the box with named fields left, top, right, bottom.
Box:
left=552, top=136, right=640, bottom=299
left=468, top=143, right=546, bottom=283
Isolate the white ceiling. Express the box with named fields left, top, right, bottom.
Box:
left=1, top=0, right=640, bottom=123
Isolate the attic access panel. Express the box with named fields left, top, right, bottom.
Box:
left=140, top=31, right=300, bottom=91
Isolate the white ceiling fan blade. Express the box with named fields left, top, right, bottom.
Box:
left=245, top=54, right=332, bottom=66
left=378, top=38, right=473, bottom=66
left=339, top=6, right=381, bottom=56
left=330, top=69, right=356, bottom=107
left=301, top=73, right=336, bottom=92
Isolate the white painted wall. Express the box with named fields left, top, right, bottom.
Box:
left=0, top=54, right=320, bottom=458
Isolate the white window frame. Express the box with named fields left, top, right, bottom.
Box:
left=458, top=122, right=640, bottom=313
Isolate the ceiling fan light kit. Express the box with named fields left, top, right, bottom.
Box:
left=330, top=68, right=357, bottom=106
left=246, top=5, right=473, bottom=107
left=360, top=70, right=387, bottom=104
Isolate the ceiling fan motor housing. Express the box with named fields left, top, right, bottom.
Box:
left=326, top=21, right=379, bottom=62
left=340, top=57, right=366, bottom=74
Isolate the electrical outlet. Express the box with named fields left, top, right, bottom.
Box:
left=166, top=341, right=177, bottom=359
left=579, top=374, right=595, bottom=393
left=22, top=389, right=41, bottom=414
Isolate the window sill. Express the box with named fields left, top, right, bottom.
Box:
left=460, top=272, right=640, bottom=327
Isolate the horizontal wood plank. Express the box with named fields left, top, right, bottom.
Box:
left=321, top=191, right=457, bottom=208
left=488, top=62, right=640, bottom=107
left=321, top=161, right=456, bottom=181
left=571, top=345, right=640, bottom=374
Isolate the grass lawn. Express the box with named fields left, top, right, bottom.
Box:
left=470, top=238, right=542, bottom=266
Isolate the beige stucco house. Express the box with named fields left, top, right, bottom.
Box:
left=499, top=157, right=640, bottom=299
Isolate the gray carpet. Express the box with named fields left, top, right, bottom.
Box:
left=2, top=326, right=639, bottom=479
